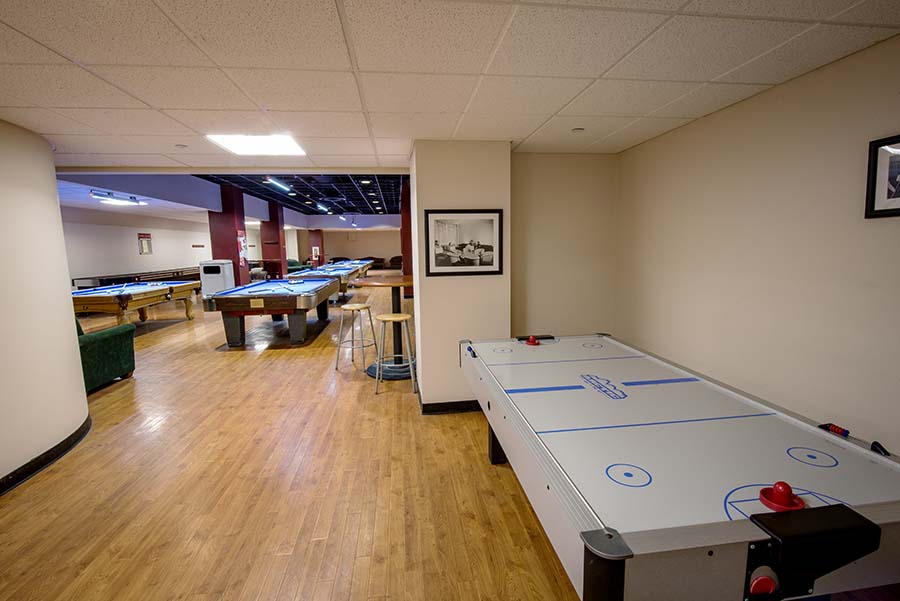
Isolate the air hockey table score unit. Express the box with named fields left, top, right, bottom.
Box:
left=460, top=334, right=900, bottom=601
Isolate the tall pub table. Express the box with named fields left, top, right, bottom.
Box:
left=349, top=275, right=414, bottom=380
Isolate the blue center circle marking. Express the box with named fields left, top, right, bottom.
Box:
left=493, top=347, right=513, bottom=354
left=787, top=447, right=838, bottom=468
left=582, top=342, right=604, bottom=349
left=606, top=463, right=652, bottom=488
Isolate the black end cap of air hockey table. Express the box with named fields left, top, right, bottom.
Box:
left=745, top=504, right=881, bottom=600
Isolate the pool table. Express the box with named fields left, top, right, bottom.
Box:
left=204, top=278, right=339, bottom=346
left=288, top=264, right=361, bottom=294
left=72, top=281, right=201, bottom=324
left=339, top=259, right=374, bottom=277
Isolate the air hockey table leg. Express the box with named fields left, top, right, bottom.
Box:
left=287, top=311, right=308, bottom=344
left=489, top=425, right=507, bottom=465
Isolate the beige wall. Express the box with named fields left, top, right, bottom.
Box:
left=323, top=229, right=401, bottom=261
left=245, top=227, right=261, bottom=261
left=61, top=207, right=212, bottom=278
left=412, top=141, right=511, bottom=404
left=0, top=120, right=89, bottom=480
left=511, top=154, right=618, bottom=336
left=616, top=35, right=900, bottom=450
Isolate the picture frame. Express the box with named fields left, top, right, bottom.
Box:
left=865, top=133, right=900, bottom=219
left=425, top=209, right=503, bottom=277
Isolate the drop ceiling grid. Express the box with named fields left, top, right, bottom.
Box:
left=0, top=0, right=896, bottom=163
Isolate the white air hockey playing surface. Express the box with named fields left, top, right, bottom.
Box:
left=462, top=334, right=900, bottom=599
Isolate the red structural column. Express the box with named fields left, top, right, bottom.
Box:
left=208, top=184, right=250, bottom=285
left=260, top=201, right=287, bottom=278
left=400, top=181, right=413, bottom=298
left=308, top=229, right=325, bottom=267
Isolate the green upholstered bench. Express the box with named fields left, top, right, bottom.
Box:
left=75, top=319, right=136, bottom=392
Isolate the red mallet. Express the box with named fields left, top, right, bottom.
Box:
left=525, top=335, right=540, bottom=346
left=760, top=481, right=805, bottom=512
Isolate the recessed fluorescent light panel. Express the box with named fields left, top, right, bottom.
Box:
left=206, top=134, right=306, bottom=156
left=90, top=190, right=147, bottom=206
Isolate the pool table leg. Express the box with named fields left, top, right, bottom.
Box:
left=222, top=315, right=246, bottom=347
left=138, top=307, right=149, bottom=322
left=489, top=425, right=507, bottom=465
left=116, top=312, right=128, bottom=325
left=287, top=311, right=308, bottom=344
left=183, top=297, right=194, bottom=320
left=316, top=299, right=329, bottom=321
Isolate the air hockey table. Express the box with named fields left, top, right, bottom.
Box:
left=460, top=334, right=900, bottom=601
left=204, top=278, right=338, bottom=346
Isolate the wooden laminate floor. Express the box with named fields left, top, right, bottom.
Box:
left=0, top=277, right=573, bottom=601
left=1, top=274, right=898, bottom=601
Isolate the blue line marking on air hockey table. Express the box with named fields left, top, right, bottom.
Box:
left=488, top=355, right=644, bottom=367
left=621, top=377, right=700, bottom=387
left=535, top=412, right=776, bottom=435
left=505, top=385, right=586, bottom=394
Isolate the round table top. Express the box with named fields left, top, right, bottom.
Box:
left=350, top=275, right=413, bottom=288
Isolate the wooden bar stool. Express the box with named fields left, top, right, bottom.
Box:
left=374, top=313, right=417, bottom=394
left=335, top=303, right=377, bottom=371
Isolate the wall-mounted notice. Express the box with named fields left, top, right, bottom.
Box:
left=138, top=232, right=153, bottom=255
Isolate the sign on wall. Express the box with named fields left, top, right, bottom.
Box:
left=137, top=232, right=152, bottom=255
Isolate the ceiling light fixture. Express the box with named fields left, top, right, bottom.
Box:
left=263, top=176, right=291, bottom=192
left=339, top=216, right=347, bottom=221
left=90, top=190, right=147, bottom=206
left=327, top=211, right=333, bottom=215
left=288, top=192, right=297, bottom=196
left=373, top=200, right=380, bottom=204
left=316, top=204, right=328, bottom=212
left=360, top=179, right=371, bottom=184
left=367, top=192, right=375, bottom=196
left=305, top=201, right=313, bottom=205
left=206, top=134, right=306, bottom=156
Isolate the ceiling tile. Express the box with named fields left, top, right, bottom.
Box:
left=0, top=65, right=146, bottom=108
left=309, top=155, right=379, bottom=167
left=606, top=15, right=808, bottom=81
left=829, top=0, right=900, bottom=26
left=250, top=156, right=315, bottom=167
left=229, top=69, right=361, bottom=111
left=378, top=155, right=411, bottom=167
left=53, top=154, right=128, bottom=167
left=112, top=154, right=189, bottom=167
left=562, top=79, right=698, bottom=116
left=652, top=82, right=769, bottom=117
left=468, top=76, right=590, bottom=114
left=375, top=139, right=412, bottom=154
left=489, top=6, right=666, bottom=77
left=361, top=73, right=477, bottom=113
left=44, top=134, right=143, bottom=154
left=92, top=66, right=254, bottom=110
left=369, top=113, right=460, bottom=138
left=0, top=0, right=212, bottom=66
left=0, top=108, right=98, bottom=134
left=154, top=0, right=351, bottom=69
left=165, top=153, right=251, bottom=167
left=343, top=0, right=510, bottom=73
left=53, top=109, right=194, bottom=135
left=455, top=113, right=546, bottom=139
left=122, top=135, right=226, bottom=154
left=517, top=115, right=637, bottom=152
left=588, top=116, right=691, bottom=152
left=0, top=89, right=31, bottom=107
left=0, top=22, right=67, bottom=64
left=718, top=24, right=898, bottom=84
left=268, top=112, right=370, bottom=137
left=163, top=110, right=277, bottom=134
left=296, top=138, right=374, bottom=154
left=682, top=0, right=857, bottom=20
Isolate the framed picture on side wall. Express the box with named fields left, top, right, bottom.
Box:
left=865, top=133, right=900, bottom=218
left=425, top=209, right=503, bottom=276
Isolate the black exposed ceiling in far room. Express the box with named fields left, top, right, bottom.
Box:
left=194, top=174, right=406, bottom=216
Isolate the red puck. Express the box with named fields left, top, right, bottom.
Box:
left=525, top=335, right=540, bottom=346
left=759, top=481, right=805, bottom=512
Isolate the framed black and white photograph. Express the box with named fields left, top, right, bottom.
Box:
left=865, top=133, right=900, bottom=219
left=425, top=209, right=502, bottom=276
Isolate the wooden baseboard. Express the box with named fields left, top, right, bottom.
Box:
left=420, top=399, right=481, bottom=415
left=0, top=415, right=92, bottom=497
